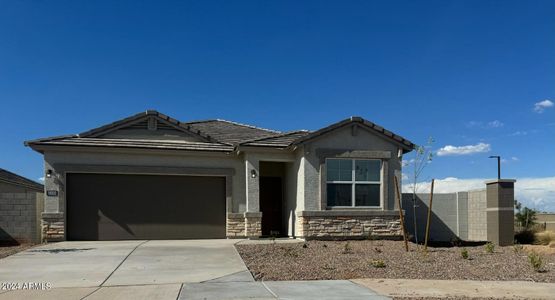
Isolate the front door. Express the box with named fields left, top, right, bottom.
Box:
left=259, top=176, right=283, bottom=236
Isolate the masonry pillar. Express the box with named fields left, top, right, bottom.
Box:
left=244, top=154, right=262, bottom=238
left=485, top=179, right=516, bottom=246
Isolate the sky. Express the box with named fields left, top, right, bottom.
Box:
left=1, top=1, right=554, bottom=211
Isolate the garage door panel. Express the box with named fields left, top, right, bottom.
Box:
left=67, top=173, right=226, bottom=240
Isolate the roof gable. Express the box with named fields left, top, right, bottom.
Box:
left=290, top=117, right=415, bottom=152
left=79, top=111, right=211, bottom=142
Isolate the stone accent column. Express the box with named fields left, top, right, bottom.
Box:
left=485, top=179, right=516, bottom=246
left=226, top=213, right=246, bottom=238
left=41, top=212, right=64, bottom=242
left=245, top=212, right=262, bottom=238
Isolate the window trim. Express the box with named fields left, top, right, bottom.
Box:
left=325, top=158, right=383, bottom=208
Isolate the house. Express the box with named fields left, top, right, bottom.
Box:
left=0, top=168, right=44, bottom=244
left=25, top=110, right=415, bottom=241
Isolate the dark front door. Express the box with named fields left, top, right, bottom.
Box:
left=259, top=176, right=283, bottom=236
left=66, top=173, right=226, bottom=240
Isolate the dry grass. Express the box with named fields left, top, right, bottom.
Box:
left=535, top=230, right=555, bottom=245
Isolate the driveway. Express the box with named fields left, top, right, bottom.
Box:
left=0, top=240, right=388, bottom=299
left=0, top=240, right=252, bottom=299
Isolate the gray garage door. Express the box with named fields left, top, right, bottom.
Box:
left=66, top=173, right=226, bottom=240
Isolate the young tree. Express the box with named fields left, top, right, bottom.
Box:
left=406, top=137, right=434, bottom=245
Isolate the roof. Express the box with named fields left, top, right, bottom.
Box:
left=25, top=111, right=414, bottom=153
left=290, top=116, right=415, bottom=152
left=0, top=168, right=44, bottom=192
left=239, top=131, right=311, bottom=148
left=184, top=119, right=280, bottom=145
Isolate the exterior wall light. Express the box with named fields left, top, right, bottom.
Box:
left=250, top=169, right=257, bottom=178
left=46, top=169, right=53, bottom=178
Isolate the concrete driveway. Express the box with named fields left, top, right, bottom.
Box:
left=0, top=240, right=388, bottom=300
left=0, top=240, right=253, bottom=299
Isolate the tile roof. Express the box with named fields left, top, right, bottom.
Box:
left=27, top=137, right=234, bottom=152
left=0, top=168, right=44, bottom=192
left=239, top=131, right=311, bottom=148
left=184, top=119, right=280, bottom=145
left=25, top=111, right=415, bottom=153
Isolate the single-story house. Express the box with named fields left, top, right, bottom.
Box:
left=0, top=168, right=44, bottom=244
left=25, top=110, right=415, bottom=241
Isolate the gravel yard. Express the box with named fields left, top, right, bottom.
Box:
left=236, top=240, right=554, bottom=282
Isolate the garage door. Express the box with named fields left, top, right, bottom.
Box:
left=66, top=173, right=226, bottom=240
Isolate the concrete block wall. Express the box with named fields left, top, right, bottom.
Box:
left=0, top=191, right=42, bottom=244
left=467, top=189, right=487, bottom=241
left=402, top=193, right=461, bottom=242
left=401, top=180, right=514, bottom=245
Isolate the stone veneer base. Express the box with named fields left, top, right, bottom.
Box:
left=297, top=210, right=403, bottom=240
left=41, top=212, right=64, bottom=242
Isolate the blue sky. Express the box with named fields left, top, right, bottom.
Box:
left=1, top=1, right=554, bottom=210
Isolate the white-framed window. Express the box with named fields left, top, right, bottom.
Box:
left=326, top=158, right=382, bottom=207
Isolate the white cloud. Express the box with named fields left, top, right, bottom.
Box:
left=38, top=177, right=45, bottom=182
left=511, top=157, right=519, bottom=161
left=402, top=176, right=555, bottom=212
left=487, top=120, right=504, bottom=128
left=533, top=99, right=554, bottom=113
left=466, top=120, right=504, bottom=129
left=436, top=143, right=491, bottom=156
left=510, top=131, right=528, bottom=136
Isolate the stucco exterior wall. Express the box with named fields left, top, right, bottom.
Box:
left=43, top=148, right=246, bottom=216
left=300, top=126, right=403, bottom=211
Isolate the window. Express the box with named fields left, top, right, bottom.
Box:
left=326, top=158, right=381, bottom=207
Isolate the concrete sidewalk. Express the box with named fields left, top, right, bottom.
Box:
left=353, top=278, right=555, bottom=299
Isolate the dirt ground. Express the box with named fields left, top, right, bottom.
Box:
left=0, top=243, right=35, bottom=259
left=236, top=240, right=554, bottom=282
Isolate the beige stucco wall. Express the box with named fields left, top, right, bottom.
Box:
left=300, top=126, right=403, bottom=212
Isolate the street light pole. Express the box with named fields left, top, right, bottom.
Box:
left=489, top=155, right=501, bottom=179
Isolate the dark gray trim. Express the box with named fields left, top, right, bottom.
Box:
left=298, top=210, right=400, bottom=217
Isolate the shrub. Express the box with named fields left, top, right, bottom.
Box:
left=534, top=231, right=555, bottom=245
left=485, top=242, right=495, bottom=253
left=370, top=259, right=386, bottom=268
left=460, top=248, right=469, bottom=259
left=342, top=242, right=353, bottom=254
left=528, top=251, right=545, bottom=272
left=513, top=243, right=523, bottom=254
left=515, top=229, right=536, bottom=244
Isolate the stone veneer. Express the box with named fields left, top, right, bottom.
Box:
left=226, top=212, right=262, bottom=238
left=297, top=210, right=402, bottom=239
left=41, top=212, right=64, bottom=242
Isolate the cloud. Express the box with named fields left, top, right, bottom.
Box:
left=436, top=143, right=491, bottom=156
left=466, top=120, right=504, bottom=129
left=38, top=177, right=45, bottom=182
left=533, top=99, right=554, bottom=113
left=402, top=177, right=555, bottom=212
left=509, top=131, right=528, bottom=136
left=487, top=120, right=504, bottom=128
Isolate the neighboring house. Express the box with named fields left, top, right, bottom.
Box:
left=25, top=110, right=415, bottom=241
left=0, top=168, right=44, bottom=244
left=536, top=213, right=555, bottom=232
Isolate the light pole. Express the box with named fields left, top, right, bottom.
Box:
left=489, top=155, right=501, bottom=179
